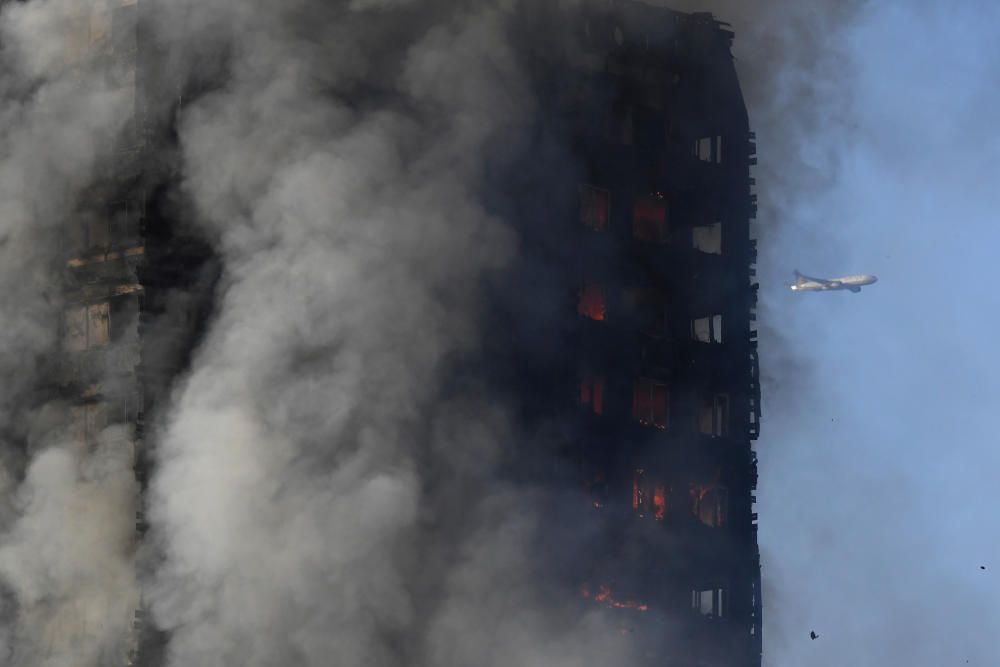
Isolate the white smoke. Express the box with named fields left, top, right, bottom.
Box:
left=145, top=1, right=641, bottom=665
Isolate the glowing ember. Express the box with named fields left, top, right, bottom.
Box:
left=581, top=583, right=649, bottom=612
left=580, top=375, right=605, bottom=414
left=633, top=194, right=668, bottom=242
left=653, top=485, right=667, bottom=520
left=632, top=378, right=668, bottom=428
left=633, top=469, right=668, bottom=521
left=578, top=283, right=606, bottom=321
left=580, top=185, right=610, bottom=231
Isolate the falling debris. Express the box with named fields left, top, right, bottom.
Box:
left=810, top=631, right=819, bottom=640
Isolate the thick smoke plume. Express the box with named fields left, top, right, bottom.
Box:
left=144, top=1, right=642, bottom=665
left=0, top=1, right=138, bottom=665
left=0, top=0, right=868, bottom=664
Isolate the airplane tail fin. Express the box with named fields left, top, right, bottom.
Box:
left=793, top=269, right=803, bottom=278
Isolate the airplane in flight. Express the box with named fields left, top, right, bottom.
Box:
left=790, top=270, right=878, bottom=293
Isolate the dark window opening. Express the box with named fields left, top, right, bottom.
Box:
left=580, top=185, right=610, bottom=231
left=580, top=374, right=605, bottom=415
left=690, top=483, right=728, bottom=527
left=633, top=378, right=669, bottom=429
left=585, top=469, right=608, bottom=509
left=698, top=393, right=730, bottom=437
left=628, top=288, right=668, bottom=338
left=633, top=193, right=668, bottom=243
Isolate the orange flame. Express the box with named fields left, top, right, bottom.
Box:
left=578, top=284, right=606, bottom=321
left=581, top=583, right=649, bottom=612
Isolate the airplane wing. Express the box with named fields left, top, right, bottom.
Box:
left=793, top=270, right=838, bottom=287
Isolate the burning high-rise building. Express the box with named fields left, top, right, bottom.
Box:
left=2, top=1, right=760, bottom=665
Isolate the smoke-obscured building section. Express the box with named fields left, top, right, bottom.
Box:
left=49, top=1, right=760, bottom=666
left=52, top=2, right=214, bottom=664
left=530, top=4, right=762, bottom=665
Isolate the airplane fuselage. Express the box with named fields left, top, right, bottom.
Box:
left=791, top=273, right=877, bottom=293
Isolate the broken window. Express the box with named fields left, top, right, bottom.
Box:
left=580, top=185, right=610, bottom=231
left=692, top=587, right=726, bottom=617
left=698, top=393, right=730, bottom=437
left=695, top=135, right=723, bottom=163
left=691, top=314, right=722, bottom=343
left=690, top=484, right=728, bottom=527
left=692, top=222, right=722, bottom=254
left=632, top=194, right=668, bottom=243
left=632, top=469, right=668, bottom=521
left=579, top=374, right=605, bottom=415
left=633, top=378, right=669, bottom=429
left=64, top=302, right=111, bottom=351
left=578, top=283, right=606, bottom=321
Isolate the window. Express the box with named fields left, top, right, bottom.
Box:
left=580, top=185, right=610, bottom=231
left=585, top=469, right=608, bottom=508
left=632, top=469, right=668, bottom=521
left=632, top=194, right=668, bottom=243
left=620, top=105, right=634, bottom=145
left=691, top=315, right=722, bottom=343
left=692, top=587, right=726, bottom=617
left=579, top=374, right=605, bottom=415
left=692, top=222, right=722, bottom=254
left=694, top=135, right=723, bottom=163
left=690, top=484, right=728, bottom=527
left=578, top=283, right=606, bottom=321
left=63, top=302, right=111, bottom=352
left=698, top=393, right=730, bottom=437
left=628, top=288, right=668, bottom=338
left=633, top=378, right=669, bottom=429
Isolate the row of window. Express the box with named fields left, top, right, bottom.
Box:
left=580, top=375, right=730, bottom=436
left=578, top=284, right=724, bottom=344
left=579, top=581, right=728, bottom=619
left=579, top=184, right=723, bottom=254
left=632, top=469, right=729, bottom=528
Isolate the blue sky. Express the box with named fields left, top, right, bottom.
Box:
left=749, top=2, right=1000, bottom=665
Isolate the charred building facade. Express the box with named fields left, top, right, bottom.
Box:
left=44, top=1, right=759, bottom=665
left=499, top=3, right=763, bottom=666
